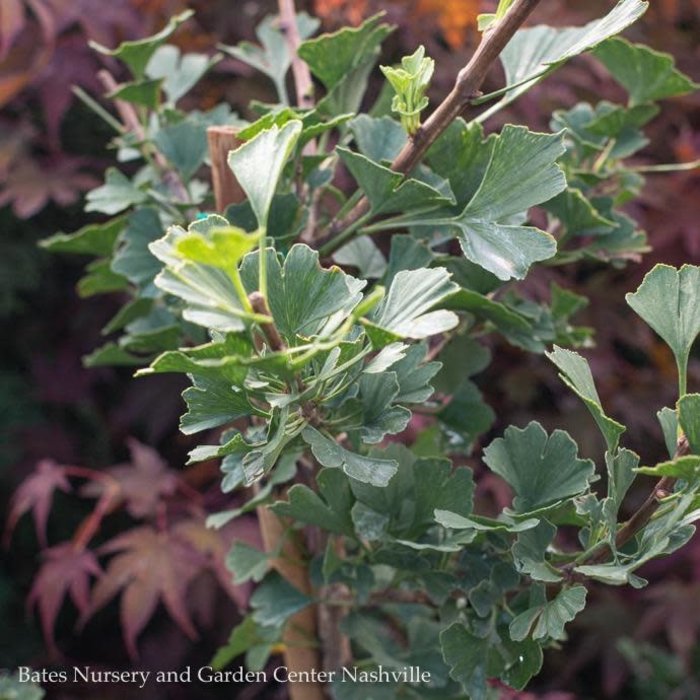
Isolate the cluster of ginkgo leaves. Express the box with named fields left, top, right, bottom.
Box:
left=14, top=0, right=700, bottom=696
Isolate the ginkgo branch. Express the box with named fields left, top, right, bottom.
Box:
left=278, top=0, right=314, bottom=109
left=318, top=0, right=543, bottom=254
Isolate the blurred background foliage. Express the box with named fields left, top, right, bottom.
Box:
left=0, top=0, right=698, bottom=698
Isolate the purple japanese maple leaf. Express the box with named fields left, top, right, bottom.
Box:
left=80, top=438, right=179, bottom=519
left=5, top=459, right=71, bottom=547
left=27, top=543, right=102, bottom=654
left=86, top=525, right=207, bottom=658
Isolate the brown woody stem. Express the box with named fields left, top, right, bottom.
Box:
left=318, top=0, right=542, bottom=253
left=207, top=134, right=325, bottom=699
left=278, top=0, right=314, bottom=109
left=249, top=292, right=285, bottom=352
left=257, top=506, right=326, bottom=700
left=206, top=126, right=244, bottom=212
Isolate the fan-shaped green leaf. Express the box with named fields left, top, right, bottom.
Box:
left=478, top=0, right=648, bottom=120
left=228, top=121, right=302, bottom=229
left=302, top=426, right=397, bottom=486
left=546, top=345, right=625, bottom=452
left=89, top=10, right=194, bottom=79
left=594, top=37, right=698, bottom=106
left=509, top=585, right=587, bottom=641
left=483, top=422, right=595, bottom=515
left=626, top=264, right=700, bottom=394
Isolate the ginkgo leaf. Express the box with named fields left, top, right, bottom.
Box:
left=150, top=219, right=260, bottom=332
left=300, top=13, right=394, bottom=116
left=302, top=426, right=398, bottom=486
left=219, top=13, right=319, bottom=103
left=362, top=267, right=459, bottom=348
left=478, top=0, right=648, bottom=120
left=226, top=541, right=269, bottom=584
left=228, top=121, right=302, bottom=229
left=509, top=585, right=587, bottom=641
left=88, top=526, right=206, bottom=659
left=298, top=13, right=392, bottom=92
left=546, top=345, right=625, bottom=452
left=679, top=394, right=700, bottom=455
left=337, top=147, right=453, bottom=215
left=358, top=372, right=411, bottom=443
left=403, top=126, right=564, bottom=280
left=175, top=225, right=260, bottom=272
left=441, top=622, right=543, bottom=699
left=483, top=422, right=596, bottom=515
left=145, top=45, right=221, bottom=106
left=89, top=10, right=194, bottom=80
left=626, top=264, right=700, bottom=394
left=271, top=468, right=355, bottom=536
left=41, top=216, right=126, bottom=256
left=4, top=459, right=71, bottom=548
left=27, top=544, right=101, bottom=653
left=85, top=168, right=147, bottom=216
left=180, top=375, right=257, bottom=435
left=240, top=244, right=366, bottom=342
left=594, top=37, right=698, bottom=106
left=250, top=572, right=311, bottom=627
left=511, top=520, right=562, bottom=583
left=349, top=443, right=474, bottom=540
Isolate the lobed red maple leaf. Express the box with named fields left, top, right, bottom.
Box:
left=27, top=543, right=102, bottom=654
left=85, top=525, right=207, bottom=659
left=4, top=458, right=71, bottom=548
left=80, top=438, right=179, bottom=519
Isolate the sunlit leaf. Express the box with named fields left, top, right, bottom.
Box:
left=480, top=0, right=648, bottom=119
left=362, top=267, right=459, bottom=347
left=228, top=121, right=302, bottom=229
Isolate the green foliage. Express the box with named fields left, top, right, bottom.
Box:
left=381, top=46, right=434, bottom=134
left=33, top=3, right=700, bottom=698
left=478, top=0, right=649, bottom=120
left=89, top=10, right=195, bottom=79
left=594, top=37, right=699, bottom=106
left=0, top=672, right=45, bottom=700
left=627, top=264, right=700, bottom=395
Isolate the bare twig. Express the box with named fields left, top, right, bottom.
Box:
left=278, top=0, right=314, bottom=109
left=317, top=0, right=542, bottom=253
